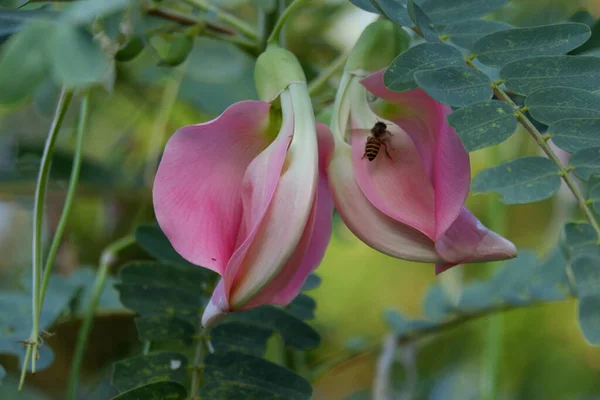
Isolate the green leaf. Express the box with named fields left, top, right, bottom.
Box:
left=383, top=43, right=464, bottom=92
left=286, top=293, right=316, bottom=320
left=444, top=19, right=512, bottom=50
left=407, top=0, right=438, bottom=42
left=211, top=322, right=274, bottom=357
left=571, top=18, right=600, bottom=54
left=134, top=225, right=201, bottom=267
left=420, top=0, right=509, bottom=25
left=526, top=87, right=600, bottom=125
left=348, top=0, right=383, bottom=14
left=447, top=100, right=517, bottom=151
left=415, top=65, right=492, bottom=107
left=384, top=310, right=436, bottom=336
left=200, top=352, right=312, bottom=400
left=570, top=147, right=600, bottom=180
left=501, top=55, right=600, bottom=95
left=0, top=22, right=50, bottom=105
left=301, top=274, right=321, bottom=291
left=568, top=10, right=595, bottom=28
left=589, top=177, right=600, bottom=214
left=563, top=222, right=600, bottom=259
left=471, top=156, right=561, bottom=204
left=548, top=119, right=600, bottom=153
left=0, top=8, right=56, bottom=42
left=62, top=0, right=131, bottom=25
left=116, top=284, right=202, bottom=323
left=49, top=24, right=111, bottom=88
left=119, top=261, right=210, bottom=294
left=490, top=252, right=538, bottom=305
left=578, top=294, right=600, bottom=345
left=422, top=284, right=455, bottom=321
left=112, top=352, right=188, bottom=392
left=228, top=306, right=320, bottom=351
left=528, top=249, right=573, bottom=301
left=458, top=282, right=499, bottom=312
left=571, top=256, right=600, bottom=297
left=473, top=23, right=591, bottom=67
left=111, top=381, right=187, bottom=400
left=378, top=0, right=412, bottom=27
left=135, top=316, right=195, bottom=344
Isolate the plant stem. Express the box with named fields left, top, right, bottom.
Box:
left=147, top=6, right=235, bottom=35
left=181, top=0, right=259, bottom=40
left=267, top=0, right=311, bottom=45
left=189, top=325, right=206, bottom=400
left=66, top=235, right=136, bottom=400
left=307, top=52, right=349, bottom=97
left=38, top=92, right=90, bottom=318
left=490, top=84, right=600, bottom=238
left=25, top=88, right=73, bottom=379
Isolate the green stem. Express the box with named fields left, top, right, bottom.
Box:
left=66, top=235, right=136, bottom=400
left=490, top=84, right=600, bottom=239
left=38, top=92, right=90, bottom=317
left=266, top=0, right=311, bottom=45
left=307, top=52, right=349, bottom=97
left=189, top=326, right=206, bottom=400
left=26, top=88, right=73, bottom=378
left=181, top=0, right=259, bottom=40
left=143, top=341, right=152, bottom=355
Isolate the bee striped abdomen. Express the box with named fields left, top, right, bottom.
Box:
left=363, top=137, right=381, bottom=161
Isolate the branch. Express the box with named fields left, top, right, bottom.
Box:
left=147, top=7, right=235, bottom=36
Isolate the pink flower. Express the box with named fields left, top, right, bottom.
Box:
left=153, top=50, right=333, bottom=327
left=326, top=69, right=516, bottom=273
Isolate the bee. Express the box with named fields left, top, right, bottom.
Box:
left=361, top=121, right=393, bottom=161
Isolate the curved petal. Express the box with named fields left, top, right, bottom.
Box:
left=350, top=121, right=436, bottom=239
left=328, top=143, right=442, bottom=262
left=153, top=101, right=271, bottom=275
left=361, top=71, right=470, bottom=239
left=435, top=208, right=517, bottom=274
left=225, top=85, right=320, bottom=309
left=202, top=279, right=228, bottom=327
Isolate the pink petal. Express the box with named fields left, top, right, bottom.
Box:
left=153, top=101, right=271, bottom=275
left=327, top=142, right=442, bottom=262
left=434, top=208, right=517, bottom=274
left=202, top=279, right=228, bottom=327
left=350, top=121, right=436, bottom=238
left=361, top=71, right=470, bottom=239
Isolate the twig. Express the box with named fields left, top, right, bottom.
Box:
left=181, top=0, right=259, bottom=40
left=147, top=7, right=235, bottom=35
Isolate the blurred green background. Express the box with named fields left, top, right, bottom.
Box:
left=2, top=0, right=600, bottom=399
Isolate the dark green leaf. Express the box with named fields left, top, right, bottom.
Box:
left=119, top=261, right=210, bottom=294
left=572, top=18, right=600, bottom=54
left=570, top=147, right=600, bottom=180
left=422, top=284, right=455, bottom=321
left=348, top=0, right=383, bottom=14
left=407, top=0, right=438, bottom=42
left=135, top=316, right=195, bottom=344
left=111, top=381, right=187, bottom=400
left=384, top=43, right=464, bottom=92
left=457, top=282, right=498, bottom=311
left=578, top=294, right=600, bottom=345
left=415, top=65, right=492, bottom=107
left=134, top=225, right=198, bottom=267
left=0, top=8, right=56, bottom=42
left=200, top=352, right=312, bottom=400
left=116, top=284, right=202, bottom=322
left=115, top=36, right=145, bottom=62
left=501, top=56, right=600, bottom=95
left=301, top=274, right=321, bottom=291
left=0, top=22, right=50, bottom=104
left=420, top=0, right=509, bottom=25
left=159, top=33, right=194, bottom=67
left=228, top=306, right=320, bottom=350
left=563, top=222, right=600, bottom=259
left=548, top=119, right=600, bottom=153
left=49, top=24, right=111, bottom=88
left=286, top=294, right=316, bottom=320
left=112, top=352, right=187, bottom=392
left=569, top=10, right=595, bottom=27
left=444, top=19, right=512, bottom=50
left=571, top=256, right=600, bottom=297
left=473, top=23, right=591, bottom=67
left=62, top=0, right=130, bottom=25
left=447, top=100, right=517, bottom=151
left=525, top=87, right=600, bottom=125
left=378, top=0, right=412, bottom=27
left=589, top=178, right=600, bottom=214
left=471, top=156, right=561, bottom=204
left=211, top=322, right=274, bottom=357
